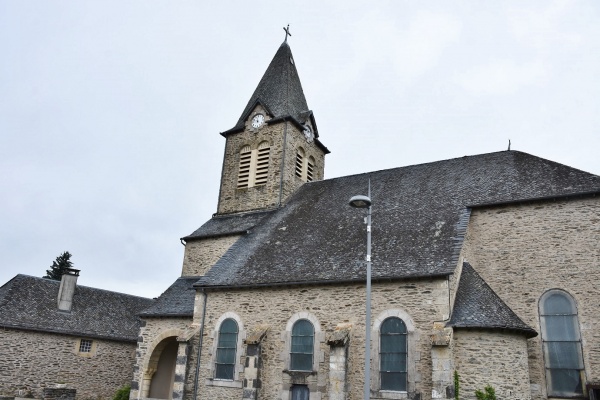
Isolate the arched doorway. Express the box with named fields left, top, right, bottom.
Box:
left=148, top=336, right=178, bottom=399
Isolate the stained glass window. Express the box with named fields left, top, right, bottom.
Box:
left=215, top=318, right=238, bottom=380
left=540, top=291, right=584, bottom=397
left=380, top=317, right=407, bottom=391
left=290, top=319, right=314, bottom=371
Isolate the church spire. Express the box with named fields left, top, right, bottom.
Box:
left=221, top=38, right=310, bottom=136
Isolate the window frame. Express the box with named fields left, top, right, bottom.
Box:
left=371, top=309, right=416, bottom=399
left=236, top=141, right=271, bottom=189
left=290, top=319, right=315, bottom=372
left=539, top=289, right=585, bottom=398
left=214, top=318, right=239, bottom=381
left=207, top=312, right=246, bottom=388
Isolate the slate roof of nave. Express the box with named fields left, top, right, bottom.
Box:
left=0, top=274, right=154, bottom=341
left=221, top=42, right=314, bottom=136
left=447, top=262, right=537, bottom=337
left=193, top=150, right=600, bottom=288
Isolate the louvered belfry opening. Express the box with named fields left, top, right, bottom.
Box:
left=237, top=142, right=270, bottom=189
left=295, top=148, right=305, bottom=179
left=306, top=156, right=315, bottom=182
left=254, top=141, right=270, bottom=186
left=237, top=145, right=252, bottom=188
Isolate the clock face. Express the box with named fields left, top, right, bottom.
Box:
left=251, top=114, right=265, bottom=129
left=303, top=125, right=314, bottom=142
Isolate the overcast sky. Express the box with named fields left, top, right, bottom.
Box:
left=1, top=1, right=599, bottom=298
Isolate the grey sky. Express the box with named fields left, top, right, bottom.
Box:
left=1, top=1, right=599, bottom=298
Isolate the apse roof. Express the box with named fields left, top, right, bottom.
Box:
left=191, top=150, right=600, bottom=289
left=447, top=263, right=537, bottom=337
left=0, top=274, right=154, bottom=341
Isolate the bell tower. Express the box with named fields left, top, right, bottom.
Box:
left=216, top=36, right=329, bottom=215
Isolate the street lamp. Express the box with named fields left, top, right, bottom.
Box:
left=349, top=182, right=372, bottom=400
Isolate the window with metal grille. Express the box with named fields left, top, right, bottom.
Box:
left=79, top=339, right=93, bottom=353
left=291, top=384, right=310, bottom=400
left=254, top=141, right=270, bottom=186
left=290, top=319, right=314, bottom=371
left=539, top=290, right=584, bottom=397
left=380, top=317, right=407, bottom=391
left=295, top=148, right=305, bottom=179
left=237, top=145, right=251, bottom=188
left=215, top=318, right=238, bottom=380
left=306, top=157, right=315, bottom=182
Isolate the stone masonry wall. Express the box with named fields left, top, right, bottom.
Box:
left=461, top=197, right=600, bottom=399
left=453, top=330, right=530, bottom=399
left=0, top=328, right=135, bottom=400
left=130, top=317, right=194, bottom=400
left=181, top=235, right=241, bottom=276
left=194, top=278, right=450, bottom=400
left=217, top=105, right=326, bottom=215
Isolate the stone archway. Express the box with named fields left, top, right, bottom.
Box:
left=145, top=336, right=178, bottom=399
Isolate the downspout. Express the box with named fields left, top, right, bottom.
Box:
left=278, top=120, right=289, bottom=207
left=193, top=290, right=208, bottom=400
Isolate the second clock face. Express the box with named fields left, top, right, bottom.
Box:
left=251, top=114, right=265, bottom=128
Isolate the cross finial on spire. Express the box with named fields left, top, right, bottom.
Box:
left=283, top=24, right=291, bottom=42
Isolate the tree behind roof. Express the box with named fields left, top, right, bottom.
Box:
left=44, top=251, right=74, bottom=280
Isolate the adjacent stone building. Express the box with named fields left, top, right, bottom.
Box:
left=129, top=37, right=600, bottom=400
left=0, top=269, right=154, bottom=399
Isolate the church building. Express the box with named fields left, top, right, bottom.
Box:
left=130, top=36, right=600, bottom=400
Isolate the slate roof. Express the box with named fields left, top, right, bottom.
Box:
left=221, top=41, right=327, bottom=154
left=139, top=277, right=198, bottom=317
left=183, top=210, right=275, bottom=240
left=0, top=275, right=154, bottom=341
left=447, top=263, right=537, bottom=337
left=192, top=150, right=600, bottom=289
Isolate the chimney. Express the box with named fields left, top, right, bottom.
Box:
left=57, top=268, right=80, bottom=312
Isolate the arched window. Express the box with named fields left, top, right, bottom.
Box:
left=254, top=141, right=270, bottom=186
left=236, top=142, right=270, bottom=188
left=237, top=145, right=251, bottom=188
left=539, top=290, right=584, bottom=397
left=306, top=156, right=315, bottom=182
left=380, top=317, right=407, bottom=391
left=290, top=319, right=314, bottom=371
left=295, top=148, right=305, bottom=179
left=215, top=318, right=238, bottom=380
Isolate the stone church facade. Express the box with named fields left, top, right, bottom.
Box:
left=130, top=38, right=600, bottom=400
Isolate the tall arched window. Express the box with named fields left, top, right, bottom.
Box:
left=380, top=317, right=407, bottom=391
left=236, top=142, right=270, bottom=188
left=539, top=290, right=584, bottom=397
left=215, top=318, right=238, bottom=380
left=290, top=319, right=314, bottom=371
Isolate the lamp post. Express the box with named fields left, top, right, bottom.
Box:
left=349, top=182, right=372, bottom=400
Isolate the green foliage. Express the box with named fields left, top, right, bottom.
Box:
left=113, top=385, right=130, bottom=400
left=475, top=385, right=496, bottom=400
left=44, top=251, right=73, bottom=280
left=454, top=370, right=460, bottom=400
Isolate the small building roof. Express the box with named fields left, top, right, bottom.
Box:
left=0, top=274, right=154, bottom=342
left=447, top=263, right=537, bottom=338
left=191, top=150, right=600, bottom=289
left=139, top=277, right=198, bottom=317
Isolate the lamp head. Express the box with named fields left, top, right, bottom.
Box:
left=349, top=195, right=372, bottom=208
